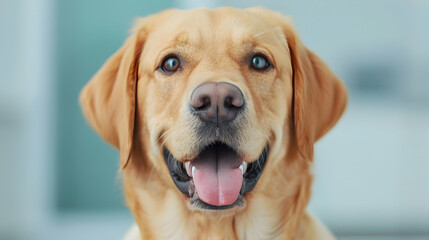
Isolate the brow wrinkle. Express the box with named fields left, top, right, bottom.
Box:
left=252, top=27, right=282, bottom=39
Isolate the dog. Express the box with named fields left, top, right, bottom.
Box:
left=80, top=7, right=347, bottom=240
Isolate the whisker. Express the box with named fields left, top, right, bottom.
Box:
left=159, top=128, right=177, bottom=148
left=158, top=127, right=175, bottom=142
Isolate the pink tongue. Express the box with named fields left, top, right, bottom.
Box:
left=192, top=146, right=243, bottom=206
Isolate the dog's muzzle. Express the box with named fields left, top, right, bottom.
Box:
left=163, top=82, right=268, bottom=210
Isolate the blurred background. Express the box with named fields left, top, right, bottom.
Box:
left=1, top=0, right=428, bottom=239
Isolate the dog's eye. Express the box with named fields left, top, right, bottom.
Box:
left=251, top=55, right=270, bottom=71
left=161, top=55, right=180, bottom=73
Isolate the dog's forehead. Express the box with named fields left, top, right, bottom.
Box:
left=146, top=8, right=282, bottom=50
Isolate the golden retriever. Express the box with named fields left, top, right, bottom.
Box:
left=80, top=7, right=347, bottom=240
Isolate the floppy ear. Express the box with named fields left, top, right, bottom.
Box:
left=285, top=25, right=348, bottom=160
left=80, top=28, right=145, bottom=169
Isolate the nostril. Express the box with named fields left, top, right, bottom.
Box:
left=224, top=96, right=234, bottom=109
left=200, top=96, right=211, bottom=110
left=195, top=96, right=211, bottom=111
left=224, top=96, right=243, bottom=111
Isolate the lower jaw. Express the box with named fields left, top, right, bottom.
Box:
left=188, top=195, right=245, bottom=211
left=187, top=197, right=246, bottom=218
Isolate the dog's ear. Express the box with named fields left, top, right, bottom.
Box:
left=80, top=27, right=145, bottom=169
left=284, top=24, right=348, bottom=159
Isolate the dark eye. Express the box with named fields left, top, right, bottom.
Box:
left=161, top=55, right=180, bottom=73
left=251, top=55, right=270, bottom=71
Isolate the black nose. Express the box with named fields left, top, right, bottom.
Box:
left=190, top=82, right=245, bottom=124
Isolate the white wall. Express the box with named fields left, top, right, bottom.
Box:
left=0, top=0, right=54, bottom=238
left=0, top=0, right=140, bottom=239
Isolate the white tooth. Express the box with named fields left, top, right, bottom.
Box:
left=239, top=164, right=244, bottom=175
left=192, top=166, right=196, bottom=177
left=241, top=162, right=248, bottom=175
left=184, top=162, right=191, bottom=175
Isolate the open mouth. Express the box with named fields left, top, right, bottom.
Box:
left=164, top=141, right=268, bottom=210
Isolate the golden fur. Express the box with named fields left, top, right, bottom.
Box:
left=80, top=7, right=347, bottom=240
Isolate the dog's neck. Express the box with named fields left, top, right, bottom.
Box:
left=123, top=157, right=312, bottom=240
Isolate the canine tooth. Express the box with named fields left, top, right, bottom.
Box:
left=240, top=162, right=248, bottom=175
left=192, top=166, right=195, bottom=177
left=184, top=162, right=191, bottom=175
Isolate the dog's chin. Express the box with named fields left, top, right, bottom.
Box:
left=163, top=141, right=268, bottom=213
left=187, top=197, right=246, bottom=217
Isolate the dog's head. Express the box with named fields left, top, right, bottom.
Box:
left=80, top=7, right=347, bottom=215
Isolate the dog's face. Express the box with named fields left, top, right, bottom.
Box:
left=140, top=8, right=293, bottom=210
left=81, top=7, right=347, bottom=217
